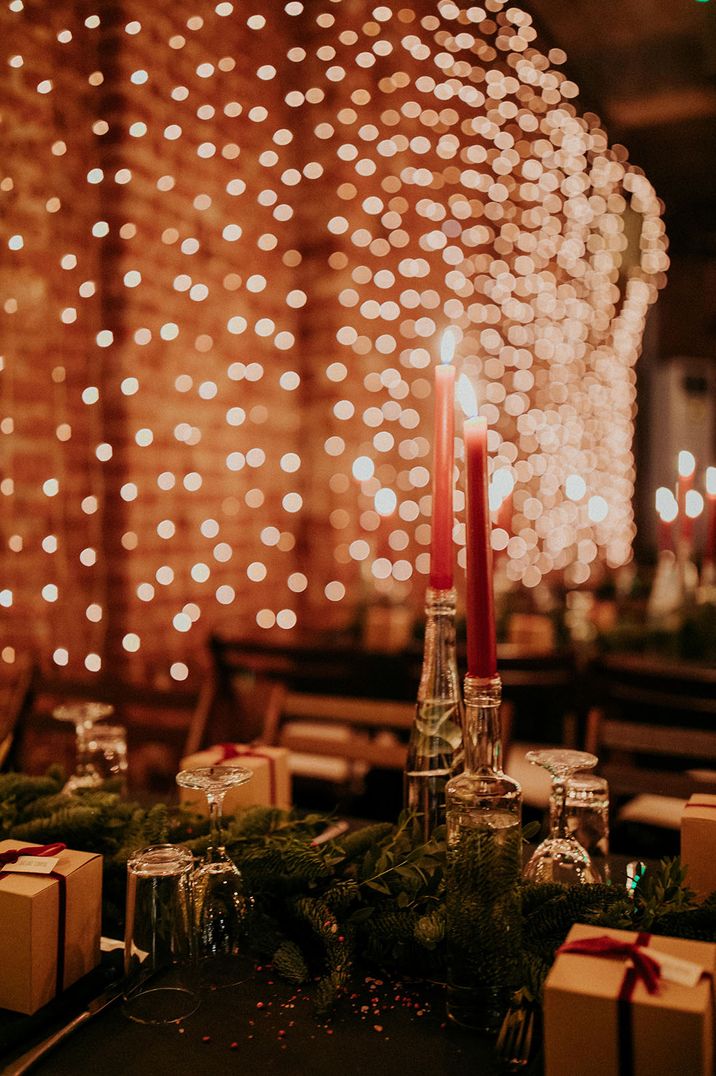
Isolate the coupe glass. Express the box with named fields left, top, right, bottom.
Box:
left=52, top=702, right=114, bottom=793
left=175, top=765, right=253, bottom=987
left=558, top=773, right=610, bottom=883
left=523, top=749, right=601, bottom=885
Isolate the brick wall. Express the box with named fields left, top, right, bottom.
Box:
left=0, top=0, right=666, bottom=686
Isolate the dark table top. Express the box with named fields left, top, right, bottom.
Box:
left=0, top=960, right=513, bottom=1076
left=0, top=857, right=645, bottom=1075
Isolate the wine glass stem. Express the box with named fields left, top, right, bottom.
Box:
left=75, top=722, right=89, bottom=777
left=207, top=791, right=226, bottom=860
left=552, top=778, right=568, bottom=839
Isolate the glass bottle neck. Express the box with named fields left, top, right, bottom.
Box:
left=418, top=586, right=461, bottom=704
left=462, top=674, right=503, bottom=774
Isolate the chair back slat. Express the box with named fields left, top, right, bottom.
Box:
left=599, top=719, right=716, bottom=759
left=587, top=654, right=716, bottom=809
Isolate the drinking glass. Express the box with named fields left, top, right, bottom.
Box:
left=123, top=844, right=199, bottom=1024
left=555, top=773, right=610, bottom=883
left=85, top=723, right=128, bottom=792
left=523, top=749, right=601, bottom=885
left=52, top=702, right=114, bottom=793
left=175, top=765, right=253, bottom=987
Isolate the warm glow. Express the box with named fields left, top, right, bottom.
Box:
left=375, top=488, right=397, bottom=517
left=685, top=490, right=704, bottom=520
left=656, top=487, right=678, bottom=524
left=678, top=450, right=696, bottom=479
left=439, top=329, right=457, bottom=366
left=655, top=487, right=676, bottom=517
left=587, top=496, right=609, bottom=524
left=0, top=0, right=667, bottom=674
left=565, top=475, right=587, bottom=502
left=706, top=467, right=716, bottom=497
left=489, top=468, right=515, bottom=511
left=352, top=456, right=375, bottom=482
left=456, top=374, right=478, bottom=420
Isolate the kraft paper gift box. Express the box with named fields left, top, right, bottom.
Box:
left=681, top=794, right=716, bottom=900
left=0, top=840, right=102, bottom=1015
left=544, top=923, right=716, bottom=1076
left=179, top=743, right=292, bottom=813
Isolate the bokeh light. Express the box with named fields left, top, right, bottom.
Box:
left=0, top=0, right=666, bottom=679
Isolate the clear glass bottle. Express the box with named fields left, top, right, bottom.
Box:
left=445, top=673, right=522, bottom=1032
left=404, top=586, right=464, bottom=842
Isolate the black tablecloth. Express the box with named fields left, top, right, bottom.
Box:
left=0, top=962, right=521, bottom=1075
left=1, top=855, right=645, bottom=1074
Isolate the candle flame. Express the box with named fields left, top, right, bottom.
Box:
left=656, top=487, right=677, bottom=523
left=440, top=328, right=457, bottom=365
left=678, top=450, right=696, bottom=479
left=456, top=373, right=478, bottom=419
left=685, top=489, right=704, bottom=520
left=706, top=466, right=716, bottom=496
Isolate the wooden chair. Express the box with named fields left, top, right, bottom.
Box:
left=260, top=681, right=414, bottom=771
left=3, top=663, right=212, bottom=791
left=188, top=634, right=416, bottom=792
left=585, top=654, right=716, bottom=829
left=497, top=648, right=583, bottom=808
left=0, top=657, right=34, bottom=769
left=185, top=633, right=419, bottom=753
left=192, top=634, right=581, bottom=803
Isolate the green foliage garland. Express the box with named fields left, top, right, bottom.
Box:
left=1, top=769, right=715, bottom=1012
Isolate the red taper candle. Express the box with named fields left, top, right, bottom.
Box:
left=677, top=450, right=696, bottom=544
left=706, top=468, right=716, bottom=563
left=463, top=408, right=497, bottom=678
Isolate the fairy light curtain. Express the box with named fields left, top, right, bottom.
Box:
left=0, top=0, right=668, bottom=683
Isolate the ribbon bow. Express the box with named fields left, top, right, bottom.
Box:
left=557, top=934, right=661, bottom=995
left=0, top=842, right=66, bottom=869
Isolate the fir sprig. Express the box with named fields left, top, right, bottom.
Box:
left=1, top=771, right=714, bottom=1012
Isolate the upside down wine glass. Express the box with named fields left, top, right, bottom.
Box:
left=175, top=765, right=253, bottom=987
left=52, top=702, right=115, bottom=793
left=523, top=749, right=601, bottom=885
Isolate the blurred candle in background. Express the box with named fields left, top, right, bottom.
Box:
left=677, top=450, right=696, bottom=514
left=429, top=330, right=457, bottom=590
left=683, top=489, right=704, bottom=548
left=706, top=467, right=716, bottom=564
left=655, top=486, right=678, bottom=552
left=458, top=374, right=497, bottom=679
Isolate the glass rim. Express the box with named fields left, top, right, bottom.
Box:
left=525, top=748, right=598, bottom=771
left=52, top=701, right=115, bottom=722
left=566, top=773, right=609, bottom=792
left=86, top=723, right=127, bottom=738
left=127, top=843, right=194, bottom=874
left=175, top=764, right=253, bottom=788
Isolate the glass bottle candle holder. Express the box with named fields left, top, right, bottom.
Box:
left=404, top=586, right=463, bottom=842
left=445, top=673, right=522, bottom=1033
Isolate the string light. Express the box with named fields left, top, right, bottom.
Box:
left=0, top=0, right=667, bottom=677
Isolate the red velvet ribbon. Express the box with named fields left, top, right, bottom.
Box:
left=0, top=843, right=68, bottom=996
left=217, top=743, right=277, bottom=806
left=0, top=842, right=67, bottom=867
left=557, top=933, right=660, bottom=995
left=684, top=802, right=716, bottom=809
left=558, top=932, right=655, bottom=1075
